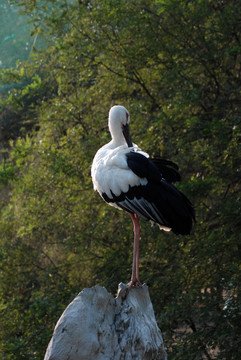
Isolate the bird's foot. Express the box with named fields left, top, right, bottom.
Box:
left=127, top=278, right=143, bottom=288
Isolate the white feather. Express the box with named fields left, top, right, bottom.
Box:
left=91, top=106, right=148, bottom=198
left=91, top=144, right=148, bottom=198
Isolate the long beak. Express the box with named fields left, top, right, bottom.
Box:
left=122, top=123, right=133, bottom=147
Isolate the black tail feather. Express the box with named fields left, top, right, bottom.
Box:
left=153, top=180, right=195, bottom=235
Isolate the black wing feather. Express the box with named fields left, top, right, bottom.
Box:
left=126, top=152, right=181, bottom=183
left=102, top=151, right=195, bottom=235
left=126, top=152, right=161, bottom=182
left=150, top=158, right=181, bottom=183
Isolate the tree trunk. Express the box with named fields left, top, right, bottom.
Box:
left=44, top=283, right=167, bottom=360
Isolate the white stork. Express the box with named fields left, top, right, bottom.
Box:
left=91, top=105, right=195, bottom=287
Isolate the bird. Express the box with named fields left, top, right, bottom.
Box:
left=91, top=105, right=195, bottom=287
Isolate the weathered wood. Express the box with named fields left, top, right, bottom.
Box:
left=44, top=283, right=167, bottom=360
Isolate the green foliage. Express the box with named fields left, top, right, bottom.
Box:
left=0, top=160, right=16, bottom=184
left=0, top=0, right=240, bottom=359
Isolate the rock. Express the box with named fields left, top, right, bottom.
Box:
left=44, top=283, right=167, bottom=360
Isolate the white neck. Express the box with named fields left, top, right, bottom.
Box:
left=108, top=105, right=129, bottom=147
left=109, top=126, right=126, bottom=147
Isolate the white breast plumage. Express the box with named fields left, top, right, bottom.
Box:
left=91, top=144, right=148, bottom=198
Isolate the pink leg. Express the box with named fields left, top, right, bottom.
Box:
left=128, top=213, right=142, bottom=287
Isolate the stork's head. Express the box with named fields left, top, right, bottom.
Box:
left=108, top=105, right=133, bottom=147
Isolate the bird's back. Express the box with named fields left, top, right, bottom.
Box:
left=91, top=144, right=148, bottom=199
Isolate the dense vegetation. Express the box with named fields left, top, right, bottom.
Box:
left=0, top=0, right=240, bottom=359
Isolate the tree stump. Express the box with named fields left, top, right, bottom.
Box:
left=44, top=283, right=167, bottom=360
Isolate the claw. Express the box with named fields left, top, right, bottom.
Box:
left=127, top=278, right=142, bottom=288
